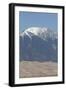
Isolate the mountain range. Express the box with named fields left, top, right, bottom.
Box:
left=19, top=27, right=58, bottom=62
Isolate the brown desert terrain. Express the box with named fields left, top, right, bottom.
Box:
left=19, top=61, right=58, bottom=78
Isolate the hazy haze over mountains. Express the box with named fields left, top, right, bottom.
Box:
left=20, top=27, right=58, bottom=62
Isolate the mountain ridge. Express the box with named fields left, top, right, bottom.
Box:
left=20, top=27, right=57, bottom=41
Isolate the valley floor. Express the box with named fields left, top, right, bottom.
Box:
left=19, top=61, right=58, bottom=78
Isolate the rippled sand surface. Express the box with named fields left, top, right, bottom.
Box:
left=19, top=61, right=58, bottom=78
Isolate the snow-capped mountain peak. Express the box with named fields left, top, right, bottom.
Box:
left=25, top=27, right=48, bottom=35
left=20, top=27, right=57, bottom=40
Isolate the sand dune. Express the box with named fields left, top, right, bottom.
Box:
left=19, top=61, right=58, bottom=78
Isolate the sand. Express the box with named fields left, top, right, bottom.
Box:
left=19, top=61, right=58, bottom=78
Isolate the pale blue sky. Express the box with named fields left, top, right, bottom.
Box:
left=19, top=11, right=58, bottom=33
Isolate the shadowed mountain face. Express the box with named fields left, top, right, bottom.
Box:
left=19, top=27, right=58, bottom=62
